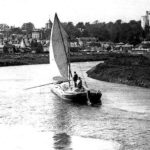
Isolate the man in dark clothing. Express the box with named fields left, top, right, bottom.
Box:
left=77, top=77, right=82, bottom=89
left=73, top=72, right=78, bottom=87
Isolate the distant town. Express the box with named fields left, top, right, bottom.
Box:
left=0, top=11, right=150, bottom=56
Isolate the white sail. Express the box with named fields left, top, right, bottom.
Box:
left=49, top=13, right=69, bottom=81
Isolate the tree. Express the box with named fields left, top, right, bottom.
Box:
left=62, top=22, right=80, bottom=39
left=0, top=24, right=9, bottom=31
left=59, top=19, right=144, bottom=44
left=127, top=20, right=143, bottom=45
left=87, top=22, right=109, bottom=41
left=21, top=22, right=35, bottom=34
left=9, top=27, right=22, bottom=35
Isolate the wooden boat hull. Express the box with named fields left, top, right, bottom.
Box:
left=51, top=84, right=102, bottom=105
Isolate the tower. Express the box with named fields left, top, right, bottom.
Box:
left=146, top=11, right=150, bottom=27
left=141, top=16, right=148, bottom=29
left=45, top=19, right=52, bottom=30
left=141, top=11, right=150, bottom=29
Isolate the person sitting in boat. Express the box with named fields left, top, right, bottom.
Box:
left=77, top=77, right=83, bottom=89
left=73, top=71, right=78, bottom=87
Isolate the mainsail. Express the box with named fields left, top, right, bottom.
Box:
left=50, top=13, right=70, bottom=81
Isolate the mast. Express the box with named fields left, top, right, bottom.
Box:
left=68, top=39, right=72, bottom=86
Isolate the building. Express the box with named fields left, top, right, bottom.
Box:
left=77, top=37, right=97, bottom=47
left=43, top=41, right=50, bottom=52
left=32, top=29, right=42, bottom=40
left=45, top=19, right=52, bottom=30
left=141, top=11, right=150, bottom=29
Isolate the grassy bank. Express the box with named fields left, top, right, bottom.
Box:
left=0, top=53, right=49, bottom=66
left=87, top=53, right=150, bottom=88
left=0, top=53, right=109, bottom=67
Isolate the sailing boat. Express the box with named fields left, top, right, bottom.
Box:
left=50, top=14, right=102, bottom=105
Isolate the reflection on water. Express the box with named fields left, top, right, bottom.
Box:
left=53, top=133, right=71, bottom=149
left=0, top=63, right=150, bottom=150
left=0, top=124, right=120, bottom=150
left=53, top=132, right=121, bottom=150
left=53, top=97, right=72, bottom=132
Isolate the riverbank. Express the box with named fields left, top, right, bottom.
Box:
left=0, top=53, right=109, bottom=67
left=87, top=53, right=150, bottom=88
left=0, top=53, right=49, bottom=66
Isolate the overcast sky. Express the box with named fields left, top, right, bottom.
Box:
left=0, top=0, right=150, bottom=28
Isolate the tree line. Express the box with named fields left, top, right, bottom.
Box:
left=2, top=19, right=150, bottom=46
left=62, top=20, right=149, bottom=45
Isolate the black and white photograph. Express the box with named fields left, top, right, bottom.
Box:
left=0, top=0, right=150, bottom=149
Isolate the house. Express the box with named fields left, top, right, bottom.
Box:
left=43, top=41, right=50, bottom=52
left=70, top=42, right=78, bottom=47
left=122, top=44, right=133, bottom=52
left=133, top=41, right=150, bottom=52
left=32, top=30, right=42, bottom=40
left=3, top=43, right=15, bottom=53
left=77, top=37, right=97, bottom=47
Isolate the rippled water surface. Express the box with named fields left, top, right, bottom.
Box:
left=0, top=62, right=150, bottom=150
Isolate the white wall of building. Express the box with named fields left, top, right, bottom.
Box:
left=141, top=11, right=150, bottom=29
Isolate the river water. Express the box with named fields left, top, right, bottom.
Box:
left=0, top=62, right=150, bottom=150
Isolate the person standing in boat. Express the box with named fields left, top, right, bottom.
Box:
left=73, top=72, right=78, bottom=87
left=77, top=77, right=83, bottom=89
